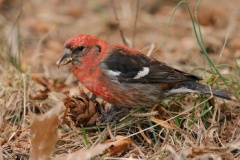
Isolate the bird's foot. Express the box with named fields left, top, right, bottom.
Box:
left=96, top=105, right=129, bottom=125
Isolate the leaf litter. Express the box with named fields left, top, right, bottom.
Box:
left=0, top=0, right=240, bottom=159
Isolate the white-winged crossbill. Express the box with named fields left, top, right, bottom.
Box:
left=57, top=34, right=231, bottom=108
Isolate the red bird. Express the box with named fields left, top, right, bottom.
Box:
left=58, top=34, right=231, bottom=108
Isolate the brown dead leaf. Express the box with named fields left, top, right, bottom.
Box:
left=105, top=135, right=133, bottom=155
left=30, top=88, right=49, bottom=100
left=192, top=147, right=210, bottom=155
left=32, top=76, right=66, bottom=91
left=32, top=76, right=50, bottom=88
left=29, top=104, right=63, bottom=160
left=192, top=147, right=230, bottom=158
left=65, top=7, right=83, bottom=18
left=197, top=3, right=227, bottom=28
left=57, top=143, right=111, bottom=160
left=31, top=76, right=67, bottom=100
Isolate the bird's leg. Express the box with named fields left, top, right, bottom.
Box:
left=96, top=105, right=129, bottom=125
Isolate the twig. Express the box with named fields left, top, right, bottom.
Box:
left=132, top=111, right=158, bottom=117
left=107, top=123, right=115, bottom=141
left=217, top=32, right=229, bottom=65
left=132, top=0, right=140, bottom=48
left=136, top=123, right=152, bottom=144
left=111, top=0, right=128, bottom=46
left=147, top=43, right=155, bottom=57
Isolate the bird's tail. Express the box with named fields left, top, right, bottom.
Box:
left=169, top=81, right=231, bottom=100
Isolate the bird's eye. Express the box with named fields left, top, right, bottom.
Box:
left=77, top=46, right=84, bottom=51
left=73, top=46, right=85, bottom=54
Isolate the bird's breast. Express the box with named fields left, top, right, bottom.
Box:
left=71, top=65, right=116, bottom=100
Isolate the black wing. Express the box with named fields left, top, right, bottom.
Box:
left=100, top=49, right=202, bottom=83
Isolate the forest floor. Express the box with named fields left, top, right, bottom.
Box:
left=0, top=0, right=239, bottom=159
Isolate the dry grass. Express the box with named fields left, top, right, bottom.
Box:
left=0, top=0, right=240, bottom=159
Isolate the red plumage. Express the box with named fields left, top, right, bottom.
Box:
left=58, top=34, right=231, bottom=108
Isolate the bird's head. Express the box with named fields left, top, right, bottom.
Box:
left=57, top=34, right=104, bottom=68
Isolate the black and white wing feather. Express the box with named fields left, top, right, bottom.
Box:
left=100, top=49, right=201, bottom=83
